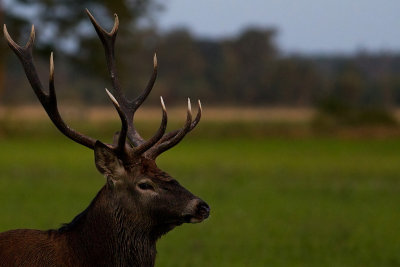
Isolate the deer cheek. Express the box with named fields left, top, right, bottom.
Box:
left=138, top=190, right=158, bottom=202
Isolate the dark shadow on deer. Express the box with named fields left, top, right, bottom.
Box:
left=0, top=9, right=210, bottom=267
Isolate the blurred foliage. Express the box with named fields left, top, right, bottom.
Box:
left=314, top=58, right=399, bottom=127
left=2, top=1, right=400, bottom=127
left=313, top=103, right=397, bottom=129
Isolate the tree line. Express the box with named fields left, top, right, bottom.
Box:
left=2, top=1, right=400, bottom=110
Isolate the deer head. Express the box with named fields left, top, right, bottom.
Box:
left=3, top=9, right=209, bottom=238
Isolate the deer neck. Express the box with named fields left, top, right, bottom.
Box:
left=59, top=186, right=157, bottom=267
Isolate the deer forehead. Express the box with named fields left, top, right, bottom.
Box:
left=118, top=158, right=172, bottom=183
left=140, top=167, right=173, bottom=182
left=136, top=159, right=173, bottom=182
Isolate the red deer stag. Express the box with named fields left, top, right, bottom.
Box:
left=0, top=10, right=209, bottom=266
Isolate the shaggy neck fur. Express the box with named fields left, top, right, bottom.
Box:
left=57, top=186, right=159, bottom=267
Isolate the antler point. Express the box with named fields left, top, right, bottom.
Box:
left=160, top=96, right=166, bottom=111
left=105, top=88, right=120, bottom=108
left=28, top=25, right=35, bottom=46
left=112, top=13, right=119, bottom=33
left=187, top=98, right=192, bottom=113
left=153, top=53, right=158, bottom=68
left=3, top=24, right=9, bottom=38
left=85, top=9, right=96, bottom=23
left=50, top=52, right=54, bottom=74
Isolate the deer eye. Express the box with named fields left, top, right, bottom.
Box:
left=138, top=182, right=154, bottom=191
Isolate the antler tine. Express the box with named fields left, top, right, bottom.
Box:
left=86, top=9, right=121, bottom=95
left=3, top=24, right=96, bottom=149
left=131, top=53, right=158, bottom=110
left=134, top=96, right=167, bottom=156
left=3, top=24, right=35, bottom=51
left=149, top=99, right=202, bottom=146
left=146, top=98, right=193, bottom=159
left=126, top=53, right=158, bottom=146
left=85, top=9, right=119, bottom=38
left=4, top=25, right=44, bottom=102
left=190, top=99, right=202, bottom=130
left=87, top=9, right=151, bottom=147
left=105, top=89, right=128, bottom=157
left=49, top=52, right=56, bottom=100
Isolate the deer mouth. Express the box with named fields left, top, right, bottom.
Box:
left=182, top=214, right=207, bottom=223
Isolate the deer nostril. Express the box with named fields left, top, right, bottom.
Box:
left=197, top=201, right=210, bottom=218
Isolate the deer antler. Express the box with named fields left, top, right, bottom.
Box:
left=3, top=24, right=97, bottom=149
left=86, top=10, right=202, bottom=159
left=3, top=10, right=202, bottom=159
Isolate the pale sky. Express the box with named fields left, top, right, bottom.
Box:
left=158, top=0, right=400, bottom=54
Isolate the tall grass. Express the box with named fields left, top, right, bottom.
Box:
left=1, top=131, right=400, bottom=266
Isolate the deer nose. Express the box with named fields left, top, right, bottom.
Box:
left=197, top=201, right=210, bottom=220
left=183, top=199, right=210, bottom=223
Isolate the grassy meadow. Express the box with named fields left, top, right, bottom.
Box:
left=0, top=108, right=400, bottom=266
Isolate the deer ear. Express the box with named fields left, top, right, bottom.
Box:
left=94, top=141, right=125, bottom=178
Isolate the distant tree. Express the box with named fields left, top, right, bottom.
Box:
left=269, top=57, right=322, bottom=105
left=313, top=60, right=397, bottom=127
left=335, top=63, right=364, bottom=107
left=3, top=1, right=400, bottom=110
left=220, top=27, right=278, bottom=104
left=196, top=39, right=224, bottom=102
left=156, top=29, right=209, bottom=102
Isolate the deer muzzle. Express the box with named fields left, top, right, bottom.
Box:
left=182, top=199, right=210, bottom=223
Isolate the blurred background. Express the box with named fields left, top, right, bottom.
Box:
left=1, top=0, right=400, bottom=266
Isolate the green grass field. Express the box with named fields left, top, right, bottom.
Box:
left=1, top=128, right=400, bottom=266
